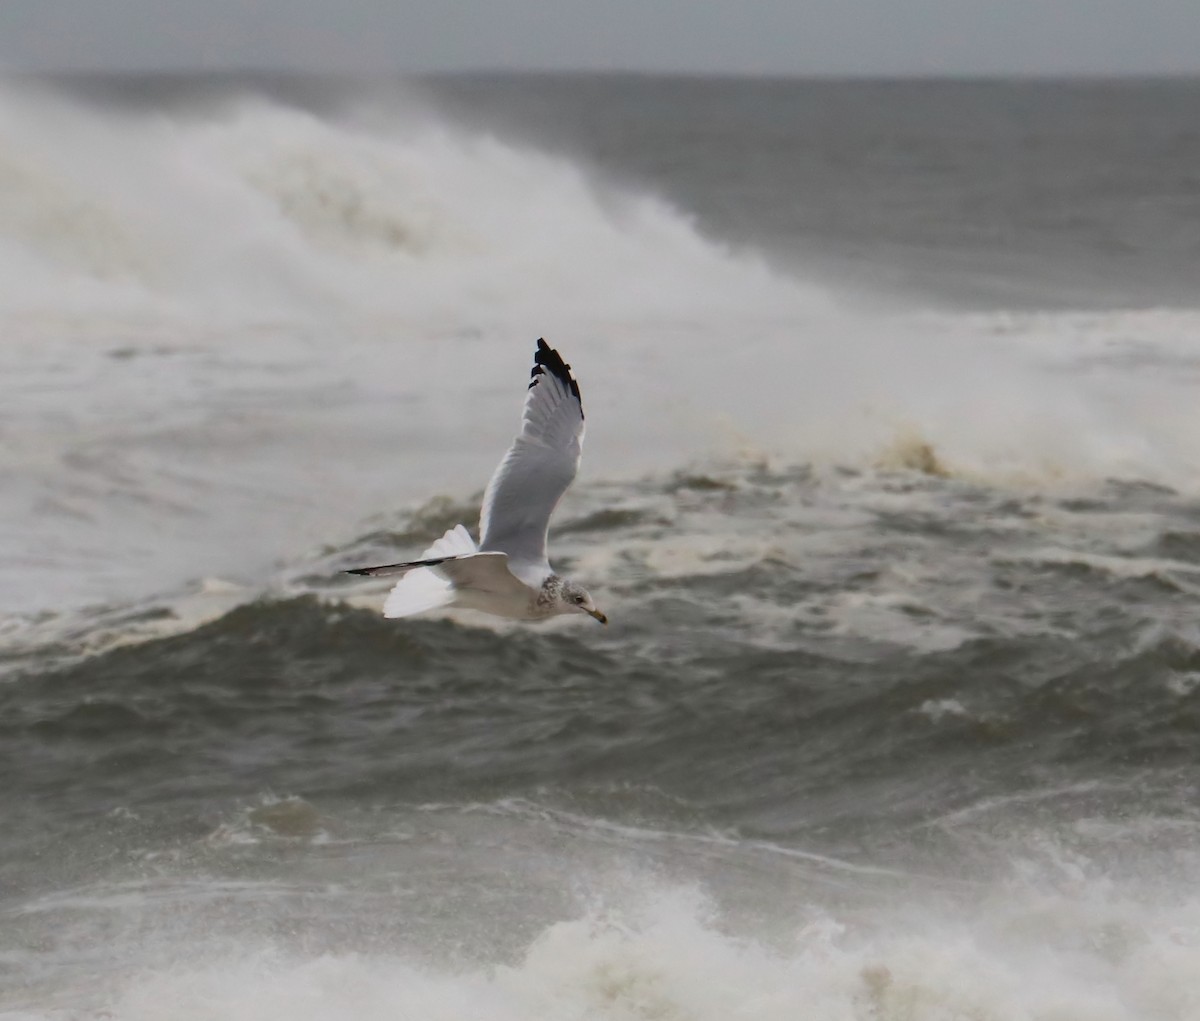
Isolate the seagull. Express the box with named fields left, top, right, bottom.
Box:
left=346, top=338, right=607, bottom=625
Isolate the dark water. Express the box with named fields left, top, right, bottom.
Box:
left=4, top=75, right=1200, bottom=1018
left=427, top=75, right=1200, bottom=308
left=45, top=72, right=1200, bottom=308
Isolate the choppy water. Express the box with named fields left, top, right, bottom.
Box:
left=4, top=73, right=1200, bottom=1019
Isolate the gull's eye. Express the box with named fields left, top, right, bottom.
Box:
left=573, top=594, right=585, bottom=604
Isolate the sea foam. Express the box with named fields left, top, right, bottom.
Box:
left=50, top=878, right=1200, bottom=1021
left=4, top=79, right=1200, bottom=620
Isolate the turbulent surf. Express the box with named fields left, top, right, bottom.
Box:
left=4, top=73, right=1200, bottom=1019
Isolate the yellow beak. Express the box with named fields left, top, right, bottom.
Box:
left=588, top=609, right=608, bottom=625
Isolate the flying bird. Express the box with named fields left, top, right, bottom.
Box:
left=346, top=338, right=607, bottom=625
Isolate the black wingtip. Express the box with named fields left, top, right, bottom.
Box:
left=528, top=337, right=583, bottom=414
left=343, top=554, right=457, bottom=578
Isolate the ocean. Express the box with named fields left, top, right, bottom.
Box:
left=3, top=72, right=1200, bottom=1019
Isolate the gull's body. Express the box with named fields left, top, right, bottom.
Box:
left=347, top=339, right=606, bottom=625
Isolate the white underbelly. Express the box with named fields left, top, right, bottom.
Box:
left=453, top=588, right=546, bottom=621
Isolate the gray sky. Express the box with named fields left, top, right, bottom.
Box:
left=1, top=0, right=1198, bottom=76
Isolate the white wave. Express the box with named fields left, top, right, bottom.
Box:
left=2, top=80, right=1198, bottom=495
left=23, top=878, right=1200, bottom=1021
left=5, top=80, right=1200, bottom=617
left=0, top=83, right=822, bottom=330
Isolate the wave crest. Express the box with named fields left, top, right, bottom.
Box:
left=0, top=84, right=821, bottom=327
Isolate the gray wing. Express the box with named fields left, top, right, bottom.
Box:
left=431, top=552, right=534, bottom=598
left=478, top=338, right=585, bottom=569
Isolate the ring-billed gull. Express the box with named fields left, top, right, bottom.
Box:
left=346, top=338, right=607, bottom=625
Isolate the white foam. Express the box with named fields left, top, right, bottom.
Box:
left=5, top=80, right=1200, bottom=618
left=0, top=84, right=822, bottom=330
left=35, top=879, right=1200, bottom=1021
left=1, top=83, right=1197, bottom=496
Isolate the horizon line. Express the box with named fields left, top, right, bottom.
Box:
left=3, top=65, right=1200, bottom=84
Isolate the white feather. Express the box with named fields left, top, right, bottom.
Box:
left=382, top=524, right=476, bottom=619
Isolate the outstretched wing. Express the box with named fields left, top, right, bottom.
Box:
left=380, top=552, right=532, bottom=619
left=479, top=338, right=585, bottom=569
left=344, top=523, right=477, bottom=577
left=345, top=523, right=478, bottom=618
left=347, top=544, right=533, bottom=619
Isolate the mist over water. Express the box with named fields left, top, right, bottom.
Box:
left=5, top=73, right=1200, bottom=1018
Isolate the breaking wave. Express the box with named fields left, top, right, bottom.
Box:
left=5, top=75, right=1200, bottom=623
left=14, top=868, right=1200, bottom=1020
left=0, top=79, right=817, bottom=330
left=2, top=79, right=1200, bottom=490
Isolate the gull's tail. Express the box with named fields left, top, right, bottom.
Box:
left=346, top=524, right=478, bottom=619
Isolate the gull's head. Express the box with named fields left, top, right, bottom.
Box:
left=559, top=579, right=607, bottom=625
